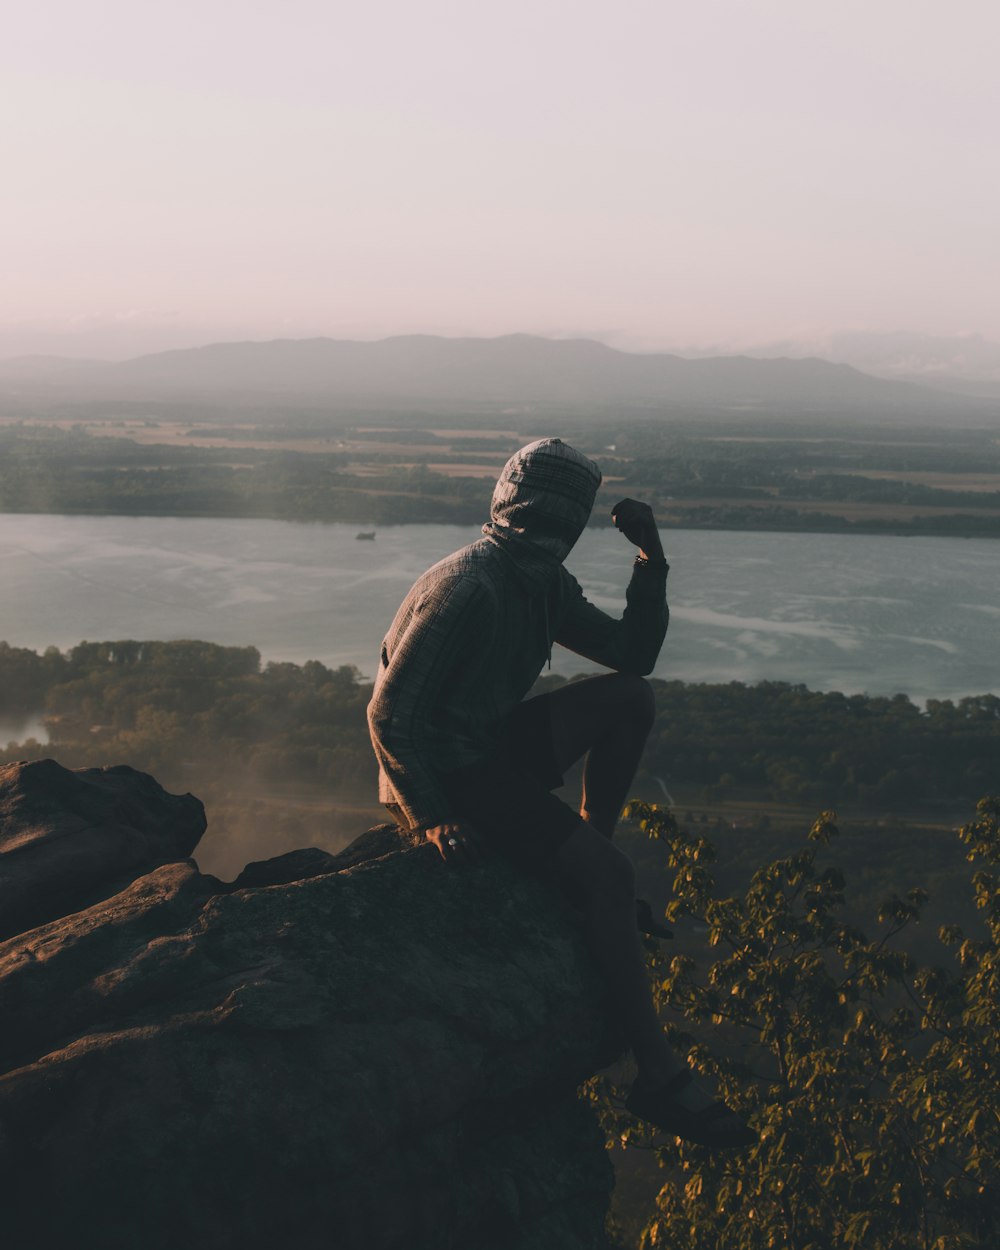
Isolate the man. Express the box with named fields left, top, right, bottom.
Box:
left=368, top=438, right=754, bottom=1149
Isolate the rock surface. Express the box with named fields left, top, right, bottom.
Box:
left=1, top=765, right=622, bottom=1250
left=0, top=758, right=206, bottom=940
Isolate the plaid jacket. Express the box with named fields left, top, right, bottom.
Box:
left=366, top=439, right=669, bottom=828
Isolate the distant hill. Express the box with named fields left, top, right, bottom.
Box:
left=748, top=330, right=1000, bottom=401
left=0, top=333, right=990, bottom=419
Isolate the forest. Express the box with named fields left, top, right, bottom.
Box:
left=1, top=637, right=996, bottom=896
left=3, top=638, right=997, bottom=816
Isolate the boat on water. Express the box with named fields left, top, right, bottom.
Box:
left=356, top=531, right=376, bottom=540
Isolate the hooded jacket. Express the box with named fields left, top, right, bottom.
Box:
left=366, top=438, right=669, bottom=828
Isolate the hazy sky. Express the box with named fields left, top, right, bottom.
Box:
left=4, top=0, right=999, bottom=356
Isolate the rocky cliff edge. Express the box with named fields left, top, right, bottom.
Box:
left=0, top=760, right=622, bottom=1250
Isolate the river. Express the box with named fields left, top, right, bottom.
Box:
left=1, top=514, right=997, bottom=723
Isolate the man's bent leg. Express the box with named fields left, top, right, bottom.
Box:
left=553, top=819, right=754, bottom=1137
left=552, top=818, right=679, bottom=1084
left=546, top=673, right=656, bottom=837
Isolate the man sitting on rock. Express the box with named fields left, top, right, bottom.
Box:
left=367, top=437, right=754, bottom=1150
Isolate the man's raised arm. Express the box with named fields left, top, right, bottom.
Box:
left=554, top=497, right=669, bottom=675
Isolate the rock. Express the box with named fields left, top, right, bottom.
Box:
left=228, top=843, right=342, bottom=889
left=227, top=822, right=419, bottom=890
left=1, top=781, right=622, bottom=1250
left=0, top=759, right=206, bottom=940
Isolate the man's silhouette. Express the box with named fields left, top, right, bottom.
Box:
left=368, top=438, right=753, bottom=1148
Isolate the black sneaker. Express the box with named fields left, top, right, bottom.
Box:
left=625, top=1069, right=757, bottom=1150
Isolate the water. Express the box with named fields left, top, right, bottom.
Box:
left=0, top=513, right=997, bottom=704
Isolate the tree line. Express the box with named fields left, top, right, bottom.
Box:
left=0, top=428, right=490, bottom=525
left=3, top=641, right=997, bottom=814
left=5, top=421, right=1000, bottom=535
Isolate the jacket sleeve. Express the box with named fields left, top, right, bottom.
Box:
left=554, top=561, right=668, bottom=676
left=367, top=575, right=494, bottom=829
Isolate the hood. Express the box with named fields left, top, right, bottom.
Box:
left=482, top=438, right=602, bottom=569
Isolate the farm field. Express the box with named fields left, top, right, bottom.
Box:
left=3, top=413, right=1000, bottom=536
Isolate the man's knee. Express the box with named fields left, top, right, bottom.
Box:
left=547, top=672, right=656, bottom=773
left=614, top=673, right=656, bottom=734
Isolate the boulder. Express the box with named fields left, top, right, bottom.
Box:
left=0, top=758, right=206, bottom=940
left=1, top=787, right=622, bottom=1249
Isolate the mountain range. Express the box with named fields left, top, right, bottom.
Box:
left=741, top=331, right=1000, bottom=400
left=0, top=333, right=994, bottom=420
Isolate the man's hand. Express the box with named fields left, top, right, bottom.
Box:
left=425, top=820, right=488, bottom=865
left=612, top=498, right=664, bottom=562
